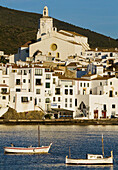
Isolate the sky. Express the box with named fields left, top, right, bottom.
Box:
left=0, top=0, right=118, bottom=39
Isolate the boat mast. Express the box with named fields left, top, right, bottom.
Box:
left=69, top=147, right=71, bottom=158
left=102, top=134, right=104, bottom=158
left=38, top=125, right=40, bottom=147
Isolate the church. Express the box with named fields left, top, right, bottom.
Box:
left=14, top=6, right=90, bottom=62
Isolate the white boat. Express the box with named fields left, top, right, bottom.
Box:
left=4, top=143, right=52, bottom=154
left=65, top=135, right=113, bottom=165
left=4, top=126, right=52, bottom=154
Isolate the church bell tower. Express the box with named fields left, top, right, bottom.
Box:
left=37, top=6, right=53, bottom=40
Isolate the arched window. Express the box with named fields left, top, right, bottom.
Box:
left=56, top=52, right=60, bottom=58
left=44, top=9, right=46, bottom=16
left=45, top=98, right=50, bottom=103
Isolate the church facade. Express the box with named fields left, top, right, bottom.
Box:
left=28, top=6, right=90, bottom=61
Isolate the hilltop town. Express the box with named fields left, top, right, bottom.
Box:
left=0, top=6, right=118, bottom=121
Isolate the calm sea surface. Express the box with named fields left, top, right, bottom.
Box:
left=0, top=125, right=118, bottom=170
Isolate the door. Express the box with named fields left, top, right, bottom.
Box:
left=94, top=110, right=98, bottom=119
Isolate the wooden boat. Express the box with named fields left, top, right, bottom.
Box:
left=65, top=135, right=113, bottom=165
left=4, top=126, right=52, bottom=154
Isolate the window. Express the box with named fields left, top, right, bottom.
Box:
left=46, top=74, right=51, bottom=79
left=70, top=104, right=72, bottom=107
left=3, top=80, right=5, bottom=83
left=1, top=88, right=7, bottom=94
left=16, top=79, right=20, bottom=85
left=90, top=90, right=92, bottom=94
left=45, top=83, right=50, bottom=88
left=53, top=78, right=56, bottom=84
left=110, top=82, right=112, bottom=85
left=103, top=104, right=106, bottom=111
left=13, top=96, right=15, bottom=103
left=80, top=83, right=82, bottom=87
left=112, top=104, right=115, bottom=109
left=100, top=91, right=102, bottom=95
left=109, top=90, right=113, bottom=97
left=35, top=98, right=37, bottom=105
left=100, top=82, right=102, bottom=86
left=29, top=79, right=30, bottom=83
left=53, top=97, right=55, bottom=101
left=36, top=89, right=40, bottom=94
left=65, top=104, right=67, bottom=107
left=75, top=99, right=77, bottom=106
left=23, top=79, right=26, bottom=83
left=30, top=97, right=32, bottom=101
left=84, top=83, right=86, bottom=87
left=65, top=98, right=67, bottom=102
left=39, top=98, right=41, bottom=102
left=56, top=52, right=59, bottom=58
left=65, top=89, right=68, bottom=95
left=35, top=69, right=42, bottom=76
left=29, top=89, right=30, bottom=92
left=58, top=97, right=60, bottom=102
left=2, top=96, right=6, bottom=100
left=55, top=88, right=60, bottom=95
left=21, top=97, right=28, bottom=102
left=16, top=88, right=21, bottom=92
left=45, top=98, right=50, bottom=103
left=65, top=85, right=68, bottom=87
left=36, top=79, right=42, bottom=85
left=70, top=98, right=72, bottom=102
left=83, top=89, right=86, bottom=95
left=87, top=83, right=89, bottom=87
left=70, top=89, right=73, bottom=95
left=115, top=92, right=117, bottom=95
left=24, top=70, right=27, bottom=75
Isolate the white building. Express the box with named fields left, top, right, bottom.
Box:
left=14, top=6, right=90, bottom=63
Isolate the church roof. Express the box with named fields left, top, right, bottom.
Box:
left=58, top=32, right=73, bottom=37
left=64, top=30, right=86, bottom=37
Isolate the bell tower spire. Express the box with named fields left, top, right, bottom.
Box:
left=43, top=6, right=49, bottom=17
left=37, top=6, right=54, bottom=40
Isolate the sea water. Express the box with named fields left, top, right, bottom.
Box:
left=0, top=125, right=117, bottom=170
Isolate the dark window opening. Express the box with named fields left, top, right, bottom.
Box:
left=16, top=79, right=20, bottom=85
left=45, top=83, right=50, bottom=88
left=75, top=99, right=77, bottom=106
left=21, top=97, right=28, bottom=102
left=55, top=88, right=60, bottom=95
left=65, top=89, right=68, bottom=95
left=16, top=89, right=21, bottom=92
left=70, top=89, right=73, bottom=95
left=36, top=79, right=41, bottom=85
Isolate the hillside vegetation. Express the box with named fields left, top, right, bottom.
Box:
left=0, top=6, right=118, bottom=54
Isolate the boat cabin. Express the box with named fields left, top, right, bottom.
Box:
left=87, top=154, right=103, bottom=159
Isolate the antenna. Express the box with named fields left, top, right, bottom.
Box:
left=102, top=134, right=104, bottom=158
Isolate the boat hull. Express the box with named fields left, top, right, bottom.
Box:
left=4, top=143, right=52, bottom=154
left=65, top=156, right=113, bottom=165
